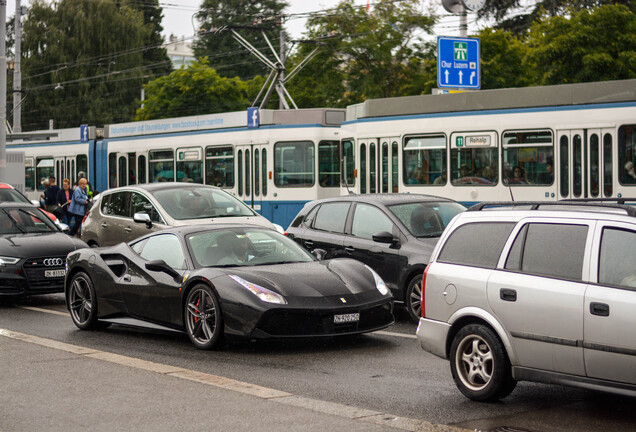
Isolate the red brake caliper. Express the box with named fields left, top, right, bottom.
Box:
left=194, top=298, right=200, bottom=323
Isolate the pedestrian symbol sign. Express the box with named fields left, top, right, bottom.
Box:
left=454, top=42, right=467, bottom=61
left=438, top=36, right=480, bottom=89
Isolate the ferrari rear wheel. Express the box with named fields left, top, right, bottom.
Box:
left=68, top=272, right=99, bottom=330
left=185, top=284, right=223, bottom=350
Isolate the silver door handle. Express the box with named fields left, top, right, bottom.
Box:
left=101, top=223, right=108, bottom=228
left=124, top=227, right=132, bottom=232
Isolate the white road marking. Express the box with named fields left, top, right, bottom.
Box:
left=0, top=327, right=465, bottom=432
left=19, top=306, right=69, bottom=317
left=376, top=330, right=417, bottom=339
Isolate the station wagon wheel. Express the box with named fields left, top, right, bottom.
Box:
left=68, top=272, right=99, bottom=330
left=185, top=284, right=223, bottom=350
left=449, top=324, right=516, bottom=401
left=405, top=273, right=423, bottom=323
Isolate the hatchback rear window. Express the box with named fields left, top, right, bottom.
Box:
left=438, top=222, right=515, bottom=268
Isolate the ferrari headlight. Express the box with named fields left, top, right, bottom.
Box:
left=0, top=256, right=20, bottom=266
left=229, top=275, right=287, bottom=304
left=365, top=265, right=389, bottom=296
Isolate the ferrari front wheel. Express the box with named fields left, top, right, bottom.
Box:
left=185, top=284, right=223, bottom=350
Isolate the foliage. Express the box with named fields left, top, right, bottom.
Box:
left=135, top=59, right=249, bottom=120
left=132, top=0, right=172, bottom=78
left=193, top=0, right=288, bottom=80
left=478, top=28, right=529, bottom=89
left=21, top=0, right=166, bottom=130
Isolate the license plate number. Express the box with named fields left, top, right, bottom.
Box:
left=44, top=269, right=66, bottom=278
left=334, top=313, right=360, bottom=324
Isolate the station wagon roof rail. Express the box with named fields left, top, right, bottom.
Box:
left=466, top=200, right=636, bottom=218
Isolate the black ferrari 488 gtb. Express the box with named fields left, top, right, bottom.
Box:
left=64, top=224, right=394, bottom=349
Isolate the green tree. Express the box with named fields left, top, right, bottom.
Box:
left=128, top=0, right=172, bottom=77
left=136, top=59, right=249, bottom=120
left=193, top=0, right=288, bottom=80
left=523, top=4, right=636, bottom=85
left=478, top=28, right=529, bottom=89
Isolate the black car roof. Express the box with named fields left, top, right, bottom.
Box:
left=308, top=193, right=460, bottom=206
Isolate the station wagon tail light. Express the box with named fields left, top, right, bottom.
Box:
left=229, top=275, right=287, bottom=304
left=421, top=266, right=430, bottom=318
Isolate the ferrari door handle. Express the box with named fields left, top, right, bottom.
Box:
left=124, top=227, right=132, bottom=232
left=590, top=302, right=610, bottom=317
left=344, top=246, right=355, bottom=254
left=500, top=288, right=517, bottom=302
left=101, top=223, right=108, bottom=228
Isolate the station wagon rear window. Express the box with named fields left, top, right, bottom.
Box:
left=438, top=222, right=515, bottom=268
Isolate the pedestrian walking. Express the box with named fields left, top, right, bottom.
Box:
left=69, top=178, right=89, bottom=236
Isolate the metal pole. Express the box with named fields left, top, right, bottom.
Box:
left=0, top=0, right=7, bottom=182
left=279, top=25, right=285, bottom=110
left=13, top=0, right=20, bottom=133
left=459, top=6, right=467, bottom=37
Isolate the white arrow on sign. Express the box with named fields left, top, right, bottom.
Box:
left=470, top=71, right=475, bottom=85
left=458, top=70, right=463, bottom=84
left=444, top=70, right=449, bottom=83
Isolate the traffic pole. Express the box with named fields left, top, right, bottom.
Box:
left=0, top=0, right=7, bottom=182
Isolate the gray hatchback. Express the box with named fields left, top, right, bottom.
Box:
left=81, top=183, right=278, bottom=247
left=417, top=200, right=636, bottom=401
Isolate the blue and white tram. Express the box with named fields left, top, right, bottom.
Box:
left=96, top=108, right=345, bottom=227
left=339, top=79, right=636, bottom=205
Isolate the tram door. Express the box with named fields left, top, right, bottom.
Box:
left=359, top=138, right=399, bottom=194
left=116, top=152, right=138, bottom=187
left=54, top=156, right=75, bottom=185
left=557, top=128, right=613, bottom=199
left=380, top=137, right=399, bottom=193
left=236, top=144, right=267, bottom=212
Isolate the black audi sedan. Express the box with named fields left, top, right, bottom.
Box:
left=0, top=202, right=87, bottom=297
left=65, top=224, right=394, bottom=349
left=285, top=194, right=466, bottom=322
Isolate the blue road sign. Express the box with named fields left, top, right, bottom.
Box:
left=247, top=107, right=260, bottom=129
left=80, top=124, right=89, bottom=142
left=437, top=36, right=480, bottom=89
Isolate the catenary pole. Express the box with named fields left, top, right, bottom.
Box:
left=0, top=0, right=7, bottom=182
left=13, top=0, right=21, bottom=133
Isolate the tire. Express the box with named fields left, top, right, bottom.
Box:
left=405, top=273, right=424, bottom=323
left=449, top=324, right=516, bottom=401
left=184, top=284, right=223, bottom=350
left=68, top=272, right=99, bottom=330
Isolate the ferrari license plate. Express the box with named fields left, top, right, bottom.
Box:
left=44, top=269, right=66, bottom=278
left=334, top=312, right=360, bottom=324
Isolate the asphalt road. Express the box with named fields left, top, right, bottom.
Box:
left=1, top=294, right=635, bottom=432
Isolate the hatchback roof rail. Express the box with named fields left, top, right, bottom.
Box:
left=467, top=200, right=636, bottom=217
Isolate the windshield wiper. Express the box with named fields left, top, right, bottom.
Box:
left=2, top=210, right=26, bottom=233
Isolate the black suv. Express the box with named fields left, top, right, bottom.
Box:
left=286, top=194, right=466, bottom=321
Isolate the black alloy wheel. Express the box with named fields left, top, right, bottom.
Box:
left=449, top=324, right=516, bottom=401
left=185, top=284, right=223, bottom=350
left=68, top=272, right=99, bottom=330
left=406, top=273, right=424, bottom=323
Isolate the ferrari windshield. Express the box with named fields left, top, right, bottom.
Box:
left=0, top=207, right=57, bottom=234
left=152, top=186, right=256, bottom=220
left=188, top=228, right=315, bottom=267
left=387, top=201, right=466, bottom=238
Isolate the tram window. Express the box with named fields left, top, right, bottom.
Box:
left=392, top=141, right=398, bottom=192
left=254, top=150, right=260, bottom=197
left=128, top=153, right=137, bottom=185
left=108, top=153, right=117, bottom=188
left=590, top=134, right=599, bottom=198
left=603, top=134, right=612, bottom=197
left=502, top=130, right=553, bottom=186
left=149, top=150, right=174, bottom=183
left=176, top=148, right=203, bottom=184
left=238, top=150, right=243, bottom=195
left=403, top=135, right=446, bottom=186
left=205, top=146, right=234, bottom=188
left=77, top=155, right=87, bottom=184
left=274, top=141, right=315, bottom=187
left=618, top=125, right=636, bottom=185
left=370, top=143, right=377, bottom=193
left=138, top=155, right=147, bottom=184
left=70, top=160, right=75, bottom=184
left=381, top=142, right=389, bottom=193
left=245, top=149, right=251, bottom=196
left=560, top=136, right=569, bottom=197
left=319, top=141, right=340, bottom=188
left=118, top=156, right=127, bottom=187
left=341, top=139, right=355, bottom=187
left=262, top=148, right=267, bottom=196
left=360, top=144, right=367, bottom=194
left=451, top=148, right=498, bottom=186
left=25, top=158, right=35, bottom=191
left=36, top=157, right=54, bottom=191
left=573, top=134, right=582, bottom=197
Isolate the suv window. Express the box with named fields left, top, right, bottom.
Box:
left=599, top=227, right=636, bottom=288
left=351, top=203, right=394, bottom=240
left=313, top=202, right=350, bottom=233
left=103, top=191, right=131, bottom=217
left=505, top=223, right=588, bottom=280
left=138, top=234, right=186, bottom=269
left=438, top=222, right=515, bottom=268
left=130, top=192, right=162, bottom=224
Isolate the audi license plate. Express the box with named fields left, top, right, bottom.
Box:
left=334, top=312, right=360, bottom=324
left=44, top=269, right=66, bottom=278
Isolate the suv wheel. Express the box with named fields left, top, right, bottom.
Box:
left=450, top=324, right=516, bottom=401
left=405, top=273, right=423, bottom=323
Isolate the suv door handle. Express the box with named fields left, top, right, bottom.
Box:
left=590, top=302, right=610, bottom=317
left=344, top=246, right=355, bottom=254
left=500, top=288, right=517, bottom=302
left=101, top=222, right=108, bottom=228
left=124, top=227, right=132, bottom=233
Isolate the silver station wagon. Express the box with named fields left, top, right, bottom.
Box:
left=81, top=183, right=278, bottom=247
left=416, top=200, right=636, bottom=401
